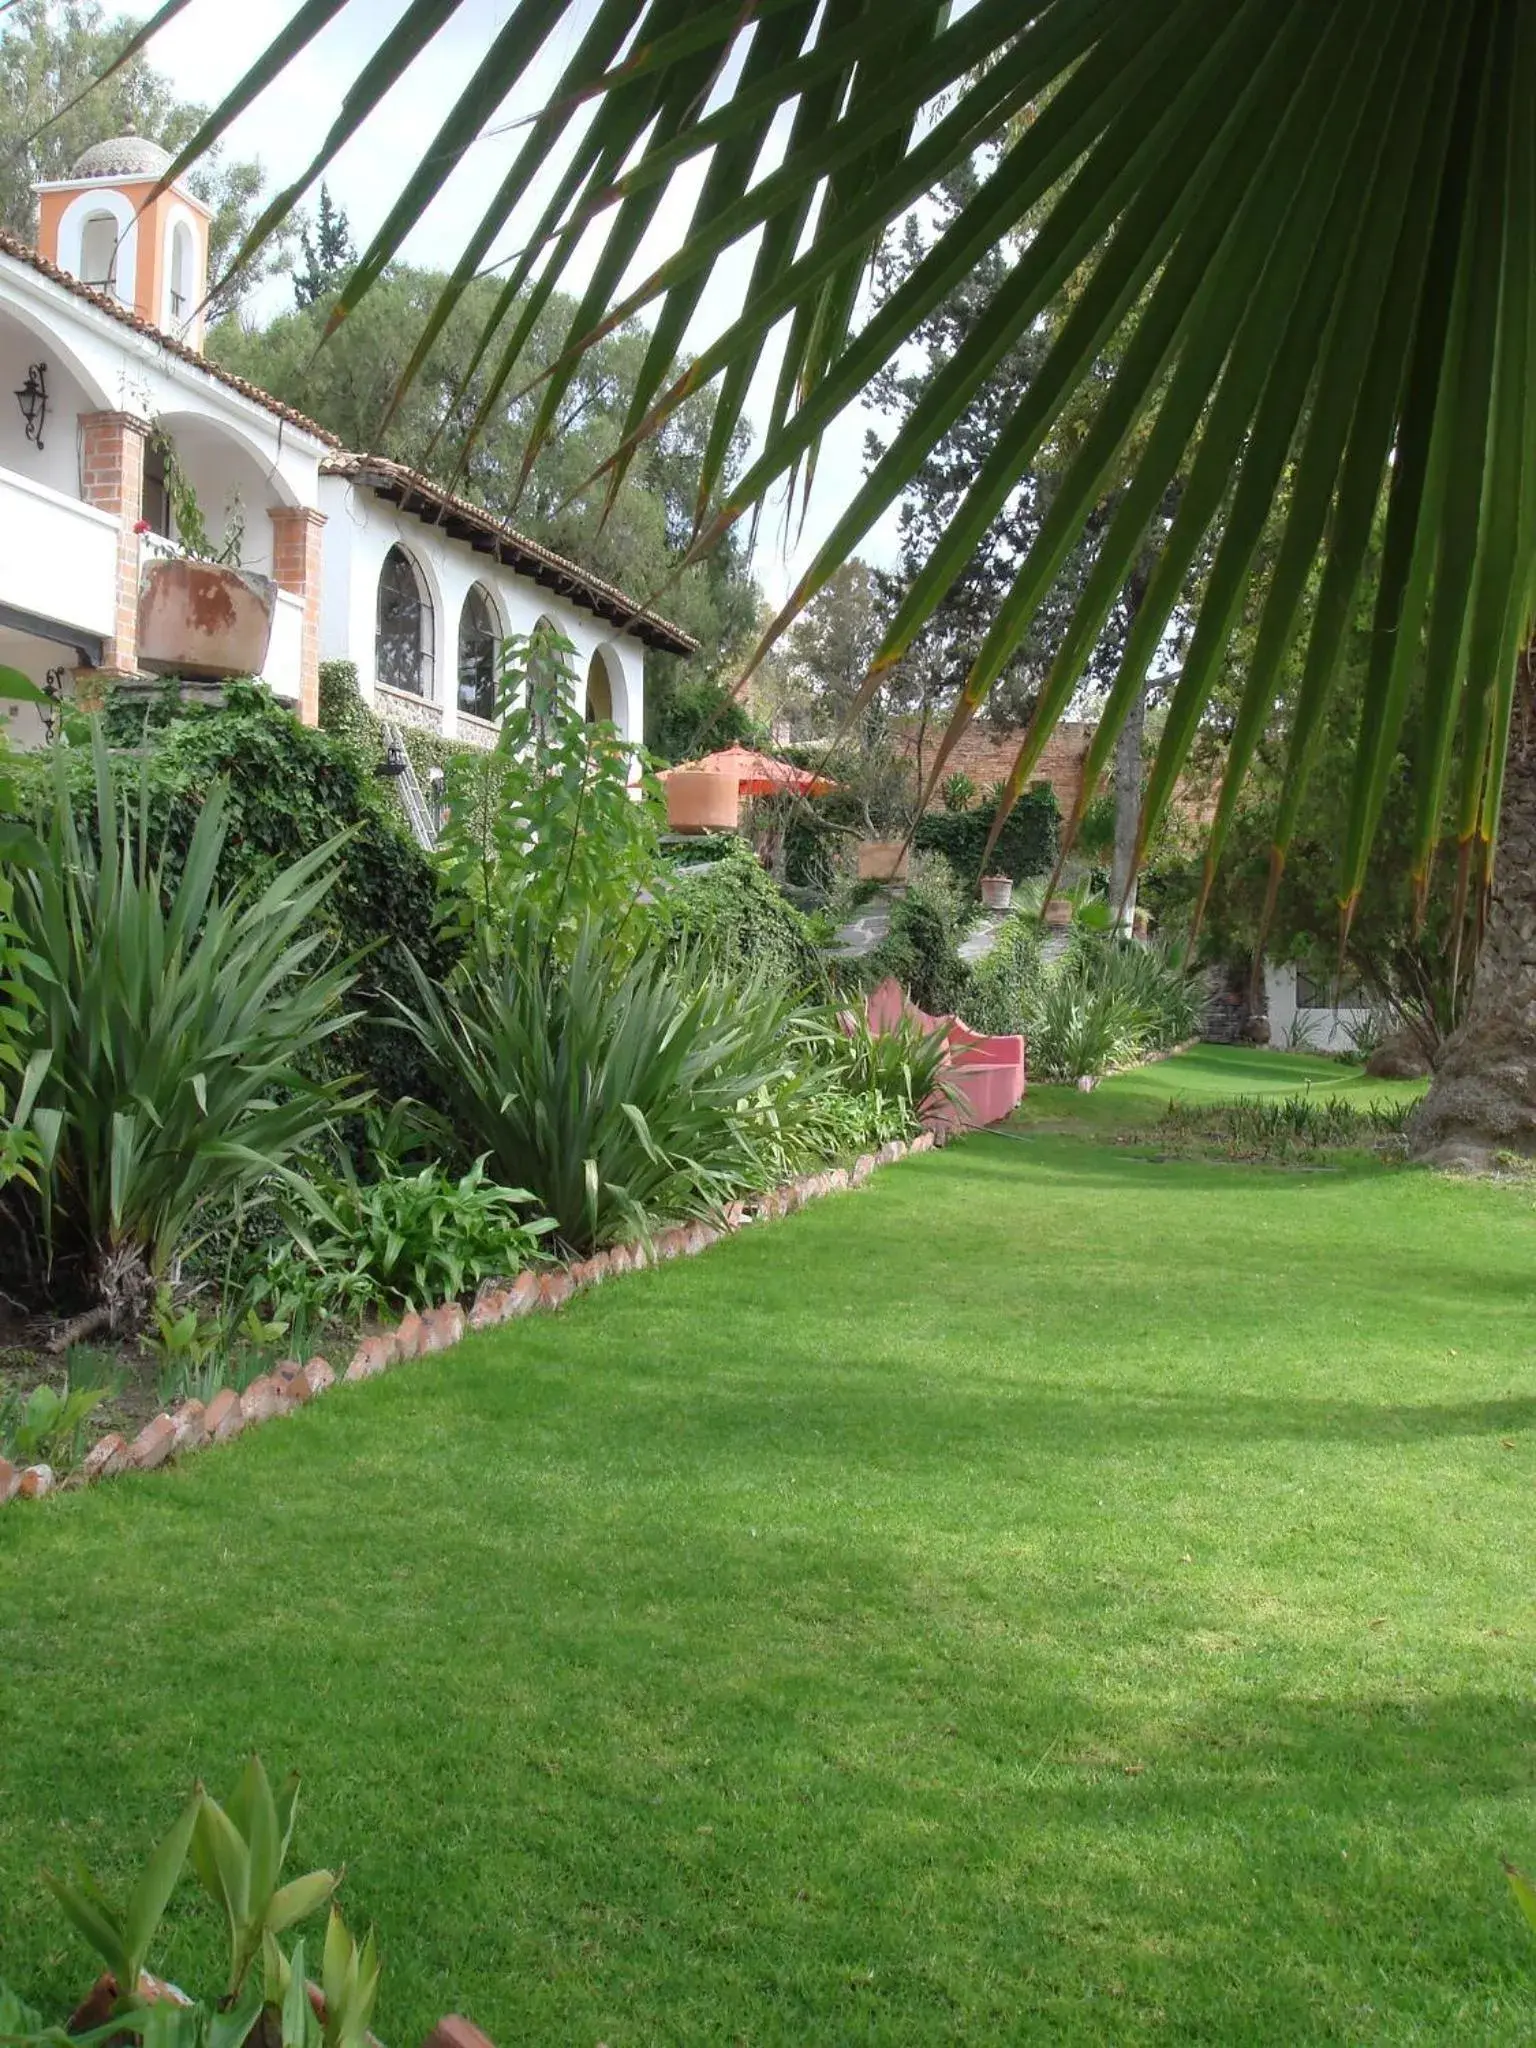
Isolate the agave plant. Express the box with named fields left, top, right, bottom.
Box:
left=397, top=916, right=811, bottom=1251
left=5, top=730, right=360, bottom=1326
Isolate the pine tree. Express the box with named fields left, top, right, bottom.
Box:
left=293, top=184, right=355, bottom=309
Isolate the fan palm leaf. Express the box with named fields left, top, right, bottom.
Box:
left=132, top=0, right=1536, bottom=923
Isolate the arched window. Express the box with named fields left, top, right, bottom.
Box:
left=457, top=585, right=500, bottom=720
left=169, top=222, right=194, bottom=322
left=584, top=650, right=614, bottom=726
left=375, top=546, right=433, bottom=698
left=80, top=212, right=120, bottom=296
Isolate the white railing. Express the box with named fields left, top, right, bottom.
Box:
left=0, top=463, right=118, bottom=643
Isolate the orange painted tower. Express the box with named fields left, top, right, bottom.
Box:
left=34, top=133, right=213, bottom=350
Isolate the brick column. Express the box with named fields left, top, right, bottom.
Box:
left=268, top=505, right=327, bottom=728
left=78, top=410, right=150, bottom=680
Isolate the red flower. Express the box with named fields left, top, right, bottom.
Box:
left=133, top=518, right=151, bottom=535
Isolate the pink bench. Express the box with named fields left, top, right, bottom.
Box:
left=863, top=976, right=1026, bottom=1132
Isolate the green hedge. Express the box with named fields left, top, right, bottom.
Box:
left=652, top=842, right=825, bottom=991
left=913, top=783, right=1060, bottom=884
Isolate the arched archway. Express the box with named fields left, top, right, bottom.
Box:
left=376, top=545, right=434, bottom=698
left=56, top=187, right=138, bottom=304
left=457, top=583, right=502, bottom=719
left=584, top=648, right=613, bottom=725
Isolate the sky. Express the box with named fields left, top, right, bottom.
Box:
left=118, top=0, right=906, bottom=608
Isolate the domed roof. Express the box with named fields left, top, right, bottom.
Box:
left=69, top=134, right=174, bottom=181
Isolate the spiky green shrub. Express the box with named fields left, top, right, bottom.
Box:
left=396, top=917, right=811, bottom=1252
left=3, top=730, right=358, bottom=1324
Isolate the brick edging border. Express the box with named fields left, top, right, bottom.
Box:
left=0, top=1133, right=940, bottom=1507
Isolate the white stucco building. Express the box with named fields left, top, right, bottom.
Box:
left=0, top=134, right=692, bottom=753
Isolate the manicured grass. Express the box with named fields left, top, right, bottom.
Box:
left=2, top=1063, right=1531, bottom=2042
left=1014, top=1041, right=1430, bottom=1133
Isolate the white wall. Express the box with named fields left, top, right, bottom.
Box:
left=0, top=463, right=118, bottom=643
left=0, top=253, right=326, bottom=515
left=318, top=476, right=646, bottom=746
left=1263, top=961, right=1378, bottom=1056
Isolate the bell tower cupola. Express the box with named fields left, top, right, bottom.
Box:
left=33, top=130, right=213, bottom=350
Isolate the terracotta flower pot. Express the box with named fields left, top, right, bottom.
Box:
left=857, top=839, right=910, bottom=883
left=138, top=556, right=276, bottom=681
left=980, top=874, right=1013, bottom=910
left=1043, top=896, right=1074, bottom=928
left=665, top=769, right=739, bottom=832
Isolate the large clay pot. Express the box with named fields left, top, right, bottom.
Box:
left=857, top=839, right=910, bottom=883
left=665, top=769, right=740, bottom=832
left=980, top=874, right=1013, bottom=910
left=138, top=557, right=276, bottom=681
left=1043, top=896, right=1074, bottom=928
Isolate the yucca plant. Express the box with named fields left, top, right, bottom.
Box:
left=120, top=0, right=1536, bottom=1164
left=396, top=916, right=810, bottom=1251
left=5, top=729, right=360, bottom=1327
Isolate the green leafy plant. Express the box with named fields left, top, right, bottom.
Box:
left=0, top=666, right=45, bottom=1196
left=651, top=841, right=824, bottom=992
left=398, top=917, right=809, bottom=1252
left=1156, top=1090, right=1412, bottom=1160
left=0, top=1381, right=106, bottom=1472
left=271, top=1156, right=552, bottom=1317
left=190, top=1758, right=339, bottom=2002
left=40, top=1791, right=200, bottom=2008
left=435, top=623, right=663, bottom=947
left=1505, top=1860, right=1536, bottom=1944
left=940, top=772, right=977, bottom=813
left=317, top=1911, right=379, bottom=2048
left=149, top=1287, right=223, bottom=1391
left=147, top=428, right=245, bottom=568
left=4, top=728, right=361, bottom=1327
left=10, top=1763, right=357, bottom=2048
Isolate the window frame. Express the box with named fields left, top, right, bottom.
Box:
left=375, top=544, right=434, bottom=700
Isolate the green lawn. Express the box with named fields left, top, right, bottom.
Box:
left=1013, top=1040, right=1431, bottom=1132
left=2, top=1051, right=1532, bottom=2043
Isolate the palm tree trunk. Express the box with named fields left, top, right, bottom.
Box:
left=1109, top=684, right=1148, bottom=932
left=1410, top=654, right=1536, bottom=1166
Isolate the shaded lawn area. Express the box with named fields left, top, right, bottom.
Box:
left=2, top=1055, right=1532, bottom=2043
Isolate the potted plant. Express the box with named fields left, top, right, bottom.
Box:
left=1043, top=895, right=1074, bottom=928
left=137, top=429, right=276, bottom=681
left=980, top=873, right=1013, bottom=910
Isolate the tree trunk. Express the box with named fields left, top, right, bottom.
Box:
left=1410, top=657, right=1536, bottom=1167
left=1109, top=683, right=1148, bottom=933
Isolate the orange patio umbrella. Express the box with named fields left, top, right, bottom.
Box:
left=660, top=744, right=839, bottom=798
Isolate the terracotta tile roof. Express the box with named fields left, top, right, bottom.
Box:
left=322, top=452, right=699, bottom=657
left=0, top=227, right=340, bottom=446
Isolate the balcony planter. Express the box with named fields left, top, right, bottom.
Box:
left=665, top=769, right=740, bottom=833
left=138, top=556, right=276, bottom=681
left=979, top=874, right=1013, bottom=910
left=857, top=838, right=910, bottom=883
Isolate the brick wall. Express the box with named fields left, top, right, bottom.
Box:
left=895, top=719, right=1096, bottom=816
left=78, top=409, right=149, bottom=678
left=268, top=505, right=327, bottom=727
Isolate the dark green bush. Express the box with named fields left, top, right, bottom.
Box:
left=913, top=782, right=1060, bottom=884
left=652, top=842, right=825, bottom=991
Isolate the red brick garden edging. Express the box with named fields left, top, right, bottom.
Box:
left=0, top=1135, right=938, bottom=1507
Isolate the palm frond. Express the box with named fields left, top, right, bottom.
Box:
left=144, top=0, right=1536, bottom=899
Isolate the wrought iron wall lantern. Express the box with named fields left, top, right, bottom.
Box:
left=374, top=733, right=409, bottom=778
left=14, top=361, right=47, bottom=451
